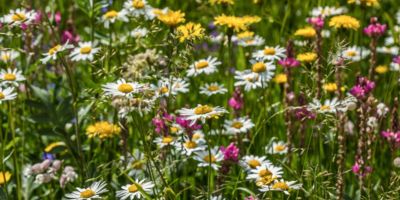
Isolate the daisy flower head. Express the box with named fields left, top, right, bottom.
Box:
left=123, top=0, right=155, bottom=20
left=116, top=179, right=154, bottom=200
left=125, top=149, right=146, bottom=177
left=70, top=42, right=100, bottom=62
left=187, top=56, right=221, bottom=77
left=0, top=68, right=25, bottom=86
left=0, top=50, right=19, bottom=63
left=237, top=35, right=265, bottom=47
left=178, top=104, right=227, bottom=125
left=259, top=179, right=302, bottom=195
left=310, top=6, right=347, bottom=18
left=329, top=15, right=360, bottom=30
left=175, top=137, right=206, bottom=156
left=0, top=87, right=17, bottom=103
left=171, top=77, right=189, bottom=94
left=130, top=27, right=149, bottom=38
left=102, top=9, right=129, bottom=28
left=266, top=141, right=288, bottom=155
left=342, top=46, right=370, bottom=62
left=102, top=79, right=143, bottom=98
left=41, top=42, right=73, bottom=64
left=65, top=181, right=108, bottom=200
left=194, top=147, right=224, bottom=170
left=153, top=135, right=177, bottom=148
left=308, top=98, right=340, bottom=114
left=200, top=82, right=227, bottom=96
left=252, top=46, right=286, bottom=62
left=249, top=60, right=276, bottom=81
left=224, top=116, right=254, bottom=134
left=240, top=155, right=271, bottom=171
left=247, top=164, right=283, bottom=186
left=234, top=70, right=263, bottom=91
left=1, top=8, right=36, bottom=27
left=377, top=46, right=399, bottom=55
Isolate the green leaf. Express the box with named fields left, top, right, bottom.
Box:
left=31, top=85, right=51, bottom=106
left=0, top=187, right=7, bottom=200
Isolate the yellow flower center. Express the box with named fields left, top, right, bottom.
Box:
left=195, top=61, right=209, bottom=69
left=256, top=175, right=276, bottom=186
left=132, top=0, right=145, bottom=9
left=346, top=51, right=357, bottom=57
left=258, top=169, right=272, bottom=177
left=0, top=92, right=5, bottom=100
left=104, top=10, right=118, bottom=19
left=263, top=48, right=276, bottom=55
left=80, top=189, right=95, bottom=198
left=48, top=45, right=61, bottom=55
left=162, top=136, right=174, bottom=144
left=118, top=83, right=134, bottom=93
left=320, top=105, right=331, bottom=111
left=252, top=62, right=266, bottom=73
left=192, top=133, right=202, bottom=140
left=80, top=46, right=92, bottom=54
left=184, top=141, right=197, bottom=149
left=247, top=159, right=261, bottom=169
left=1, top=54, right=10, bottom=61
left=272, top=182, right=289, bottom=190
left=159, top=86, right=169, bottom=94
left=207, top=85, right=219, bottom=92
left=12, top=13, right=26, bottom=21
left=131, top=160, right=143, bottom=169
left=245, top=74, right=259, bottom=82
left=203, top=155, right=216, bottom=163
left=194, top=105, right=213, bottom=115
left=4, top=73, right=16, bottom=81
left=170, top=126, right=179, bottom=133
left=274, top=145, right=286, bottom=152
left=128, top=184, right=138, bottom=193
left=231, top=121, right=243, bottom=129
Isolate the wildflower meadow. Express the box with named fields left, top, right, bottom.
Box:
left=1, top=0, right=400, bottom=199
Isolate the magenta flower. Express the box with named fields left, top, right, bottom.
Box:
left=176, top=116, right=202, bottom=131
left=61, top=30, right=80, bottom=44
left=228, top=87, right=244, bottom=111
left=220, top=143, right=239, bottom=162
left=392, top=56, right=400, bottom=64
left=381, top=130, right=400, bottom=147
left=307, top=16, right=324, bottom=30
left=363, top=17, right=386, bottom=38
left=278, top=57, right=300, bottom=68
left=349, top=77, right=375, bottom=99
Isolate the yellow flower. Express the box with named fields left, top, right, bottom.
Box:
left=294, top=27, right=316, bottom=38
left=329, top=15, right=360, bottom=30
left=323, top=83, right=338, bottom=92
left=86, top=121, right=121, bottom=139
left=0, top=171, right=11, bottom=185
left=375, top=65, right=388, bottom=74
left=347, top=0, right=379, bottom=6
left=296, top=52, right=317, bottom=63
left=156, top=10, right=185, bottom=27
left=274, top=73, right=287, bottom=84
left=176, top=22, right=205, bottom=43
left=209, top=0, right=234, bottom=5
left=237, top=31, right=254, bottom=39
left=45, top=141, right=66, bottom=153
left=214, top=15, right=261, bottom=32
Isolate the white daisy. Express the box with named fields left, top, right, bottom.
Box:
left=377, top=46, right=399, bottom=55
left=130, top=27, right=149, bottom=38
left=252, top=46, right=286, bottom=61
left=0, top=68, right=25, bottom=86
left=103, top=79, right=143, bottom=98
left=321, top=29, right=331, bottom=38
left=341, top=46, right=370, bottom=62
left=391, top=61, right=400, bottom=71
left=116, top=179, right=154, bottom=200
left=211, top=195, right=226, bottom=200
left=249, top=60, right=276, bottom=81
left=187, top=57, right=221, bottom=77
left=175, top=137, right=206, bottom=156
left=310, top=6, right=347, bottom=18
left=125, top=149, right=146, bottom=177
left=240, top=155, right=271, bottom=171
left=169, top=123, right=184, bottom=135
left=178, top=104, right=227, bottom=124
left=1, top=8, right=36, bottom=26
left=153, top=135, right=177, bottom=148
left=0, top=87, right=17, bottom=103
left=70, top=42, right=100, bottom=62
left=234, top=70, right=263, bottom=91
left=199, top=82, right=227, bottom=96
left=237, top=35, right=265, bottom=47
left=194, top=147, right=224, bottom=170
left=192, top=130, right=206, bottom=142
left=41, top=42, right=73, bottom=64
left=101, top=9, right=129, bottom=28
left=247, top=164, right=283, bottom=186
left=171, top=77, right=189, bottom=94
left=224, top=117, right=254, bottom=134
left=258, top=179, right=302, bottom=195
left=123, top=0, right=155, bottom=20
left=0, top=50, right=19, bottom=63
left=308, top=98, right=340, bottom=114
left=266, top=141, right=288, bottom=155
left=65, top=181, right=108, bottom=200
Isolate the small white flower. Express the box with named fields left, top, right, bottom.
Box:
left=123, top=0, right=155, bottom=20
left=252, top=46, right=286, bottom=61
left=266, top=141, right=288, bottom=155
left=237, top=35, right=265, bottom=47
left=246, top=164, right=283, bottom=185
left=130, top=27, right=149, bottom=38
left=258, top=179, right=302, bottom=195
left=194, top=147, right=224, bottom=170
left=377, top=103, right=389, bottom=117
left=70, top=42, right=100, bottom=62
left=65, top=181, right=108, bottom=200
left=0, top=87, right=17, bottom=103
left=101, top=9, right=129, bottom=28
left=200, top=82, right=227, bottom=96
left=0, top=68, right=25, bottom=86
left=1, top=8, right=36, bottom=26
left=248, top=60, right=276, bottom=82
left=187, top=57, right=221, bottom=77
left=178, top=104, right=227, bottom=124
left=102, top=79, right=144, bottom=98
left=224, top=117, right=254, bottom=134
left=153, top=135, right=177, bottom=148
left=234, top=70, right=263, bottom=91
left=0, top=50, right=19, bottom=63
left=116, top=179, right=154, bottom=200
left=377, top=46, right=399, bottom=55
left=175, top=137, right=206, bottom=156
left=124, top=149, right=146, bottom=177
left=321, top=29, right=331, bottom=38
left=41, top=42, right=73, bottom=64
left=240, top=155, right=271, bottom=171
left=308, top=98, right=340, bottom=114
left=310, top=6, right=347, bottom=18
left=341, top=46, right=370, bottom=62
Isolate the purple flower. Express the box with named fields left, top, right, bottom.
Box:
left=294, top=107, right=316, bottom=121
left=349, top=77, right=375, bottom=99
left=363, top=17, right=386, bottom=38
left=392, top=56, right=400, bottom=64
left=307, top=16, right=324, bottom=30
left=228, top=87, right=244, bottom=111
left=176, top=116, right=202, bottom=131
left=278, top=57, right=300, bottom=68
left=220, top=143, right=239, bottom=162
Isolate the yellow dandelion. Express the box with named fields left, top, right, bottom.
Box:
left=45, top=141, right=66, bottom=153
left=0, top=171, right=11, bottom=185
left=237, top=31, right=254, bottom=39
left=296, top=52, right=317, bottom=63
left=156, top=10, right=185, bottom=27
left=323, top=83, right=338, bottom=92
left=86, top=121, right=121, bottom=139
left=176, top=22, right=205, bottom=43
left=375, top=65, right=388, bottom=74
left=214, top=15, right=261, bottom=32
left=274, top=73, right=287, bottom=84
left=209, top=0, right=234, bottom=5
left=294, top=27, right=316, bottom=38
left=329, top=15, right=360, bottom=30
